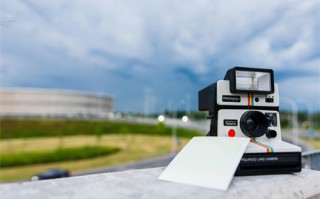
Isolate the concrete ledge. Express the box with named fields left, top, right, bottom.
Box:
left=1, top=168, right=320, bottom=199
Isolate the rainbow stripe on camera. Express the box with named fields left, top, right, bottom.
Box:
left=250, top=138, right=274, bottom=153
left=248, top=93, right=254, bottom=106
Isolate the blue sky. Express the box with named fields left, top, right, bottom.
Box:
left=1, top=0, right=319, bottom=113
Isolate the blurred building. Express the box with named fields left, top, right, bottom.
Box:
left=0, top=88, right=114, bottom=118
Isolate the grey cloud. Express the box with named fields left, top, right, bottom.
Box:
left=1, top=0, right=319, bottom=111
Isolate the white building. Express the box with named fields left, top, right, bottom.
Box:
left=0, top=88, right=114, bottom=118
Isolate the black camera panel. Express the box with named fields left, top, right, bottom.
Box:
left=265, top=113, right=277, bottom=127
left=198, top=83, right=217, bottom=112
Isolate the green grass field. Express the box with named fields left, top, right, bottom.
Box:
left=0, top=119, right=201, bottom=182
left=1, top=145, right=121, bottom=167
left=0, top=119, right=199, bottom=139
left=300, top=137, right=320, bottom=149
left=0, top=134, right=191, bottom=182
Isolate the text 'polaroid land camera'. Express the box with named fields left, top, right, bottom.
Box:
left=198, top=67, right=301, bottom=175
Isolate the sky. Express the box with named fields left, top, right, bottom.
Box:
left=1, top=0, right=319, bottom=113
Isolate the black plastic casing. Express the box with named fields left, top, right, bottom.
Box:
left=198, top=83, right=217, bottom=113
left=236, top=152, right=301, bottom=176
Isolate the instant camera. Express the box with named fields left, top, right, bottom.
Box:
left=198, top=67, right=301, bottom=175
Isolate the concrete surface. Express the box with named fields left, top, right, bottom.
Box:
left=73, top=155, right=172, bottom=176
left=1, top=168, right=320, bottom=199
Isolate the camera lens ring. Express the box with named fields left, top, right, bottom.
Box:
left=240, top=111, right=268, bottom=137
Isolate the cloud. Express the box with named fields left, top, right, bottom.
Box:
left=1, top=0, right=319, bottom=112
left=279, top=75, right=320, bottom=111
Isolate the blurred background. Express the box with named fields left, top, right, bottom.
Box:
left=0, top=0, right=319, bottom=182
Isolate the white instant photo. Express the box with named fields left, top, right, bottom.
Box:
left=159, top=137, right=250, bottom=191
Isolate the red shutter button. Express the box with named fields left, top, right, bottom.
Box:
left=228, top=129, right=236, bottom=137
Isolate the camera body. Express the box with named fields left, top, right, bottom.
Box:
left=199, top=67, right=301, bottom=175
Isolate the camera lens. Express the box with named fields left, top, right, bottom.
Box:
left=246, top=118, right=257, bottom=131
left=240, top=111, right=268, bottom=137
